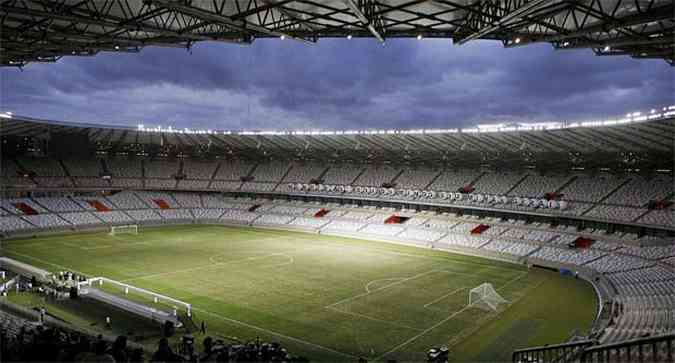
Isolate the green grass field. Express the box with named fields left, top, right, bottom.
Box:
left=1, top=225, right=598, bottom=362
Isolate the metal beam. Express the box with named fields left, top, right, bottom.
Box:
left=456, top=0, right=554, bottom=45
left=152, top=0, right=314, bottom=44
left=508, top=2, right=674, bottom=46
left=342, top=0, right=385, bottom=42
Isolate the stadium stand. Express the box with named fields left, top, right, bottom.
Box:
left=59, top=212, right=103, bottom=227
left=126, top=209, right=163, bottom=223
left=18, top=157, right=73, bottom=188
left=322, top=165, right=364, bottom=185
left=394, top=167, right=439, bottom=189
left=33, top=197, right=84, bottom=212
left=1, top=191, right=674, bottom=353
left=172, top=193, right=203, bottom=208
left=507, top=174, right=571, bottom=198
left=1, top=113, right=674, bottom=359
left=212, top=160, right=251, bottom=181
left=471, top=171, right=524, bottom=195
left=282, top=162, right=326, bottom=183
left=604, top=176, right=673, bottom=207
left=106, top=192, right=148, bottom=210
left=2, top=159, right=36, bottom=187
left=428, top=169, right=481, bottom=192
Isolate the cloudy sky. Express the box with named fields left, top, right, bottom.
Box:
left=1, top=39, right=672, bottom=131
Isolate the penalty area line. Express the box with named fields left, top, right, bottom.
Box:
left=375, top=304, right=474, bottom=362
left=423, top=287, right=466, bottom=309
left=325, top=306, right=424, bottom=332
left=191, top=306, right=358, bottom=360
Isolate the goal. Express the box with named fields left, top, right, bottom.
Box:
left=109, top=224, right=138, bottom=236
left=468, top=283, right=508, bottom=311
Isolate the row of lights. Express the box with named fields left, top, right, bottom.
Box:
left=280, top=34, right=425, bottom=40
left=130, top=105, right=675, bottom=136
left=514, top=37, right=612, bottom=52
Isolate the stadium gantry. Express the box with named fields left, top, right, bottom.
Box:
left=1, top=0, right=674, bottom=67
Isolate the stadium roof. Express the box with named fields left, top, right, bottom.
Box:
left=2, top=109, right=673, bottom=169
left=2, top=0, right=674, bottom=67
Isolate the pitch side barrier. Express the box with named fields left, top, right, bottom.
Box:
left=80, top=277, right=191, bottom=326
left=0, top=257, right=51, bottom=282
left=512, top=340, right=597, bottom=363
left=580, top=333, right=675, bottom=363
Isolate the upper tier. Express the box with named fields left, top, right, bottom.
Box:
left=2, top=156, right=673, bottom=230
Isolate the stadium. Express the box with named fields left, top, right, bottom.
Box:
left=1, top=1, right=674, bottom=362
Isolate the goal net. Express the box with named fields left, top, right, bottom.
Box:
left=468, top=283, right=508, bottom=311
left=110, top=224, right=138, bottom=236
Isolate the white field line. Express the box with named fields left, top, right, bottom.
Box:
left=2, top=250, right=89, bottom=276
left=208, top=250, right=271, bottom=264
left=497, top=271, right=528, bottom=292
left=2, top=240, right=64, bottom=249
left=191, top=306, right=358, bottom=360
left=436, top=270, right=490, bottom=278
left=325, top=306, right=424, bottom=332
left=423, top=287, right=466, bottom=309
left=325, top=269, right=439, bottom=309
left=122, top=252, right=288, bottom=283
left=375, top=270, right=530, bottom=361
left=365, top=278, right=405, bottom=293
left=81, top=245, right=114, bottom=250
left=260, top=253, right=294, bottom=269
left=125, top=244, right=325, bottom=283
left=375, top=304, right=475, bottom=362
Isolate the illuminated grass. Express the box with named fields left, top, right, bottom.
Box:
left=1, top=225, right=597, bottom=361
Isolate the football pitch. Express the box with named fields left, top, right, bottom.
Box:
left=1, top=225, right=597, bottom=361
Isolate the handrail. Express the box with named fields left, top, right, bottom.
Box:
left=512, top=340, right=596, bottom=363
left=580, top=333, right=675, bottom=363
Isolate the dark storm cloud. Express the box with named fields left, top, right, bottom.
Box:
left=0, top=38, right=672, bottom=131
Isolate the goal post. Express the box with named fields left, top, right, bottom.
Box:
left=109, top=224, right=138, bottom=236
left=468, top=283, right=508, bottom=311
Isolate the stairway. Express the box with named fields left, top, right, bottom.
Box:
left=555, top=175, right=578, bottom=194
left=350, top=168, right=367, bottom=185
left=206, top=161, right=222, bottom=189
left=58, top=159, right=77, bottom=187
left=505, top=174, right=530, bottom=195
left=423, top=171, right=443, bottom=190
left=273, top=164, right=294, bottom=191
